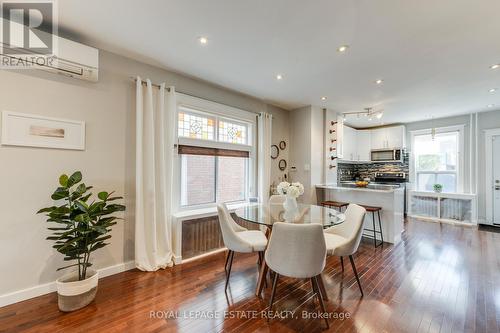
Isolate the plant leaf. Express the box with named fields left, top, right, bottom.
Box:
left=97, top=191, right=109, bottom=201
left=67, top=171, right=82, bottom=188
left=59, top=174, right=69, bottom=187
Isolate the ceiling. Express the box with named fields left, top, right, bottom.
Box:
left=58, top=0, right=500, bottom=127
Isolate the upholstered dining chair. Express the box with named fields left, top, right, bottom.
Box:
left=323, top=203, right=366, bottom=296
left=217, top=203, right=268, bottom=291
left=265, top=222, right=329, bottom=329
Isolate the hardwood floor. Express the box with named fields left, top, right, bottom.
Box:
left=1, top=218, right=499, bottom=333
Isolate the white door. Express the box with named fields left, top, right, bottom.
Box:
left=493, top=135, right=500, bottom=224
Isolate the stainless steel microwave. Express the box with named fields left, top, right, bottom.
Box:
left=371, top=148, right=403, bottom=162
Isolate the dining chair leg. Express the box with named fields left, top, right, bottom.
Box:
left=225, top=251, right=235, bottom=291
left=340, top=256, right=344, bottom=271
left=224, top=250, right=232, bottom=273
left=372, top=212, right=377, bottom=247
left=377, top=210, right=384, bottom=244
left=313, top=276, right=330, bottom=329
left=349, top=255, right=363, bottom=297
left=316, top=274, right=329, bottom=301
left=256, top=261, right=269, bottom=297
left=257, top=251, right=262, bottom=266
left=268, top=272, right=279, bottom=319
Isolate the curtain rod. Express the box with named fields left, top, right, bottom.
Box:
left=130, top=76, right=262, bottom=115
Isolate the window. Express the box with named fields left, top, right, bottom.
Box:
left=218, top=119, right=247, bottom=144
left=178, top=112, right=215, bottom=140
left=176, top=102, right=254, bottom=208
left=412, top=127, right=463, bottom=193
left=180, top=154, right=247, bottom=206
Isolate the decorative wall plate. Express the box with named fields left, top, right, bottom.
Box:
left=271, top=145, right=279, bottom=159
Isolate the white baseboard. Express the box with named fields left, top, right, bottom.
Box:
left=0, top=260, right=135, bottom=308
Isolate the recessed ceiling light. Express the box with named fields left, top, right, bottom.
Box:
left=487, top=104, right=495, bottom=108
left=375, top=79, right=384, bottom=85
left=337, top=45, right=349, bottom=53
left=376, top=112, right=383, bottom=119
left=198, top=37, right=208, bottom=44
left=489, top=88, right=497, bottom=93
left=276, top=74, right=283, bottom=80
left=490, top=64, right=500, bottom=70
left=321, top=96, right=327, bottom=101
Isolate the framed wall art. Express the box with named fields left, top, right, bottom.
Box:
left=1, top=111, right=85, bottom=150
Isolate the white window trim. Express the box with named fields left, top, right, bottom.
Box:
left=173, top=93, right=257, bottom=213
left=410, top=125, right=465, bottom=193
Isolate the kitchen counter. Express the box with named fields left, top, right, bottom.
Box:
left=316, top=183, right=398, bottom=193
left=316, top=184, right=405, bottom=244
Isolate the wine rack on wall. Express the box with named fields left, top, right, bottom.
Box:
left=324, top=109, right=341, bottom=184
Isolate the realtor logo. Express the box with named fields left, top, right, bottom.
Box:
left=0, top=0, right=57, bottom=68
left=1, top=0, right=56, bottom=55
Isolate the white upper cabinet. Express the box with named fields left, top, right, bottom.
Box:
left=356, top=130, right=371, bottom=161
left=370, top=125, right=406, bottom=150
left=337, top=124, right=406, bottom=161
left=342, top=125, right=357, bottom=161
left=370, top=128, right=387, bottom=150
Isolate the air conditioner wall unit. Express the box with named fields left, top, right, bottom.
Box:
left=0, top=19, right=99, bottom=82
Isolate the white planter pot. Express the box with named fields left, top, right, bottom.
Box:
left=56, top=268, right=98, bottom=312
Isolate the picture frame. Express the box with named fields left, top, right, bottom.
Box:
left=279, top=140, right=286, bottom=150
left=1, top=111, right=86, bottom=150
left=271, top=144, right=279, bottom=159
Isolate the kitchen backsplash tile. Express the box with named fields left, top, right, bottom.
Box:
left=338, top=161, right=409, bottom=182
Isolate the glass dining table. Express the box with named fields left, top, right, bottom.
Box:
left=234, top=202, right=345, bottom=298
left=234, top=202, right=345, bottom=229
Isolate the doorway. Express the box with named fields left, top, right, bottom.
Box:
left=485, top=129, right=500, bottom=225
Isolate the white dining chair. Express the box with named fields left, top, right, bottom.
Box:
left=265, top=222, right=329, bottom=329
left=217, top=203, right=268, bottom=291
left=269, top=194, right=286, bottom=205
left=323, top=203, right=366, bottom=296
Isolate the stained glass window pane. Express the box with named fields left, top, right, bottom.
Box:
left=178, top=112, right=214, bottom=140
left=218, top=120, right=247, bottom=144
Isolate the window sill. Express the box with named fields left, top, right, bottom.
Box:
left=172, top=201, right=256, bottom=220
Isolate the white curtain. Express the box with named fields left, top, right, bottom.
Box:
left=135, top=77, right=176, bottom=271
left=258, top=112, right=272, bottom=203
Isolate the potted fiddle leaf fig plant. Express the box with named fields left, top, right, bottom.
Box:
left=37, top=171, right=125, bottom=312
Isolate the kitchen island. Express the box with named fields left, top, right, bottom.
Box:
left=316, top=184, right=405, bottom=244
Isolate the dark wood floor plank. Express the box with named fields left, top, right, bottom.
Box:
left=0, top=218, right=499, bottom=333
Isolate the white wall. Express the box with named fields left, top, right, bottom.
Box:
left=289, top=106, right=312, bottom=202
left=0, top=50, right=289, bottom=301
left=267, top=104, right=290, bottom=185
left=288, top=105, right=325, bottom=204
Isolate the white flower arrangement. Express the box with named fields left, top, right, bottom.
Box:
left=277, top=181, right=304, bottom=198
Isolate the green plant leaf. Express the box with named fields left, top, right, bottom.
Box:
left=59, top=174, right=69, bottom=187
left=51, top=188, right=69, bottom=200
left=67, top=171, right=82, bottom=188
left=75, top=200, right=89, bottom=212
left=37, top=206, right=56, bottom=214
left=97, top=191, right=109, bottom=201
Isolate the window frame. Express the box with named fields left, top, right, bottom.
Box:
left=173, top=93, right=257, bottom=212
left=410, top=125, right=465, bottom=193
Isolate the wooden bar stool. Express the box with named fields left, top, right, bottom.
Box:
left=360, top=205, right=384, bottom=248
left=321, top=201, right=349, bottom=212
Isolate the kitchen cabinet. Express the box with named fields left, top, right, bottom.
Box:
left=370, top=125, right=406, bottom=150
left=338, top=124, right=405, bottom=162
left=356, top=130, right=371, bottom=161
left=342, top=125, right=357, bottom=161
